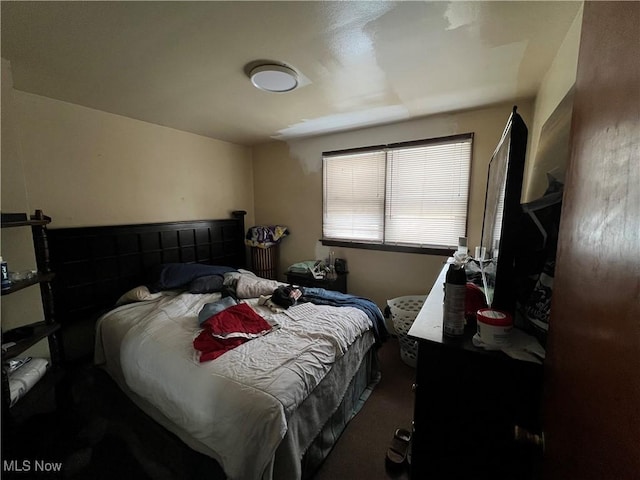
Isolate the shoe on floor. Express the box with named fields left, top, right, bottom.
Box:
left=385, top=427, right=411, bottom=470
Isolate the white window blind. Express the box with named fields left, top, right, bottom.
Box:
left=385, top=140, right=472, bottom=247
left=323, top=134, right=472, bottom=250
left=323, top=150, right=386, bottom=242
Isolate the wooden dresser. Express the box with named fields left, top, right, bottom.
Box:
left=408, top=264, right=543, bottom=479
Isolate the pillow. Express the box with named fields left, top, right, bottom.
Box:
left=223, top=271, right=242, bottom=288
left=235, top=274, right=283, bottom=299
left=198, top=297, right=238, bottom=325
left=116, top=285, right=163, bottom=306
left=147, top=263, right=237, bottom=292
left=223, top=269, right=258, bottom=288
left=188, top=274, right=225, bottom=294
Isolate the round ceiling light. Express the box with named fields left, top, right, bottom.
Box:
left=249, top=64, right=298, bottom=93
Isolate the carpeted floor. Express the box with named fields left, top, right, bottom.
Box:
left=2, top=337, right=416, bottom=479
left=312, top=337, right=415, bottom=480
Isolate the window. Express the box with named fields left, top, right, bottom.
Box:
left=322, top=133, right=473, bottom=253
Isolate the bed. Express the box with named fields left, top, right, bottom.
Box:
left=47, top=212, right=385, bottom=480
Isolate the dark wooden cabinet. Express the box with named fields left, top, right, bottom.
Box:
left=408, top=265, right=543, bottom=479
left=1, top=210, right=63, bottom=421
left=285, top=271, right=348, bottom=293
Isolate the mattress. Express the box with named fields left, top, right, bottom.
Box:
left=95, top=290, right=377, bottom=480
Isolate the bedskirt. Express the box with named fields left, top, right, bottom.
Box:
left=275, top=336, right=380, bottom=479
left=299, top=342, right=380, bottom=478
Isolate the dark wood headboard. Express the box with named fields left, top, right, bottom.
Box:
left=47, top=211, right=247, bottom=360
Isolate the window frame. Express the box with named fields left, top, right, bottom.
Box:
left=321, top=133, right=474, bottom=256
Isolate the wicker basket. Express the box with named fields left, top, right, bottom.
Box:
left=387, top=295, right=426, bottom=368
left=250, top=245, right=279, bottom=279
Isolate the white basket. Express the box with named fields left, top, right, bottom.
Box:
left=387, top=295, right=426, bottom=368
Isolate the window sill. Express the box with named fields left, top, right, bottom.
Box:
left=320, top=238, right=454, bottom=256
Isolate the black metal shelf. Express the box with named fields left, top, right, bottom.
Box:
left=1, top=272, right=55, bottom=296
left=0, top=210, right=63, bottom=423
left=1, top=321, right=61, bottom=362
left=1, top=212, right=51, bottom=228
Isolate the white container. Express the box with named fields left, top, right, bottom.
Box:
left=457, top=236, right=468, bottom=255
left=476, top=308, right=513, bottom=347
left=387, top=295, right=426, bottom=367
left=0, top=256, right=10, bottom=289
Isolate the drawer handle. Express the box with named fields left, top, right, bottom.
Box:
left=514, top=425, right=545, bottom=451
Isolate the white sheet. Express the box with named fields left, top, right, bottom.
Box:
left=95, top=292, right=373, bottom=480
left=8, top=357, right=49, bottom=406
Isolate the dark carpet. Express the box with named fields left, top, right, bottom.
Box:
left=2, top=337, right=415, bottom=479
left=313, top=337, right=414, bottom=480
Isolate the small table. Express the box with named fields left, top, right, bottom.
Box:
left=285, top=271, right=348, bottom=293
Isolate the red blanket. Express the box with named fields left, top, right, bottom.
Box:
left=194, top=303, right=272, bottom=362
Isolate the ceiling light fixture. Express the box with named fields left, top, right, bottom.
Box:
left=249, top=64, right=298, bottom=93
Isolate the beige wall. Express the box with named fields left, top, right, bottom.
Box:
left=253, top=101, right=534, bottom=309
left=1, top=58, right=255, bottom=229
left=1, top=59, right=255, bottom=357
left=523, top=4, right=583, bottom=202
left=12, top=91, right=254, bottom=228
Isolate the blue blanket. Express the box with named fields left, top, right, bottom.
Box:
left=301, top=288, right=389, bottom=344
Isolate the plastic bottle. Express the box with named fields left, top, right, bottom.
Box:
left=443, top=255, right=467, bottom=337
left=457, top=236, right=468, bottom=255
left=1, top=256, right=11, bottom=290
left=327, top=250, right=337, bottom=281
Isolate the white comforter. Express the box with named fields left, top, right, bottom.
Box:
left=95, top=292, right=372, bottom=480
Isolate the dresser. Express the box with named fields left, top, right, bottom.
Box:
left=408, top=264, right=543, bottom=479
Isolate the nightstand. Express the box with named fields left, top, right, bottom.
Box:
left=285, top=271, right=348, bottom=293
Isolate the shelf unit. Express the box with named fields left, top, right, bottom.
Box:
left=1, top=210, right=63, bottom=419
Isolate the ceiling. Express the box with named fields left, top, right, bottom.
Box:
left=1, top=1, right=581, bottom=146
